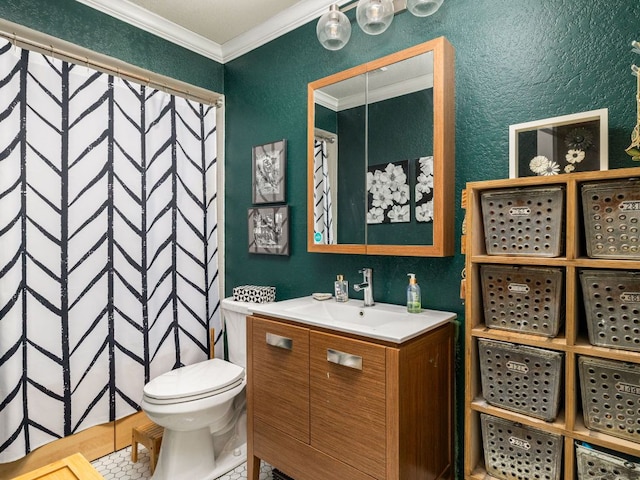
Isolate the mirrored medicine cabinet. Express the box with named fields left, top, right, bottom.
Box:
left=307, top=36, right=455, bottom=257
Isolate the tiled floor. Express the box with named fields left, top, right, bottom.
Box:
left=91, top=446, right=274, bottom=480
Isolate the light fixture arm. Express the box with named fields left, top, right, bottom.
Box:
left=338, top=0, right=408, bottom=14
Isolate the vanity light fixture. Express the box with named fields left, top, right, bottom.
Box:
left=317, top=4, right=352, bottom=50
left=406, top=0, right=444, bottom=17
left=356, top=0, right=395, bottom=35
left=317, top=0, right=444, bottom=50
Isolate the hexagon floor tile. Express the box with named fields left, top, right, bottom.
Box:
left=91, top=446, right=274, bottom=480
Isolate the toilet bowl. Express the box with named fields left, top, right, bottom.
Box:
left=140, top=298, right=254, bottom=480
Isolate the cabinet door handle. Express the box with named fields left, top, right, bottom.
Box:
left=266, top=332, right=293, bottom=350
left=327, top=348, right=363, bottom=370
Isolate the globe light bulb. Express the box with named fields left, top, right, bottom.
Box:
left=317, top=4, right=352, bottom=51
left=356, top=0, right=395, bottom=35
left=406, top=0, right=444, bottom=17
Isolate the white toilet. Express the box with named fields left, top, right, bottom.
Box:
left=140, top=298, right=253, bottom=480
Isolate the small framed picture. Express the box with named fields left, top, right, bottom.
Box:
left=252, top=139, right=287, bottom=204
left=248, top=206, right=289, bottom=255
left=509, top=109, right=608, bottom=178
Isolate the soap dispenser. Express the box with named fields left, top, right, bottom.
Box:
left=335, top=274, right=349, bottom=302
left=406, top=273, right=421, bottom=313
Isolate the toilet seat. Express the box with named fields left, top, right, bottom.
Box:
left=143, top=358, right=245, bottom=405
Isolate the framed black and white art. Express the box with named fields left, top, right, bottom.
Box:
left=252, top=139, right=287, bottom=204
left=248, top=206, right=290, bottom=255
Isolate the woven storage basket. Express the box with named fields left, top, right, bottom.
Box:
left=576, top=443, right=640, bottom=480
left=579, top=269, right=640, bottom=352
left=579, top=356, right=640, bottom=442
left=480, top=413, right=563, bottom=480
left=480, top=264, right=564, bottom=337
left=478, top=339, right=563, bottom=421
left=480, top=186, right=565, bottom=257
left=582, top=179, right=640, bottom=259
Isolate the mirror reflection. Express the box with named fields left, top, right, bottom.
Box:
left=307, top=37, right=455, bottom=257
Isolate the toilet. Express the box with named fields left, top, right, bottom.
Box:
left=140, top=298, right=253, bottom=480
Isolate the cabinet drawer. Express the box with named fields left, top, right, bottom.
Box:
left=250, top=316, right=310, bottom=443
left=310, top=331, right=387, bottom=479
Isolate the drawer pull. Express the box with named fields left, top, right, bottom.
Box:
left=327, top=348, right=363, bottom=370
left=266, top=332, right=293, bottom=350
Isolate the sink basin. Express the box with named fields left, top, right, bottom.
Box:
left=286, top=300, right=396, bottom=327
left=249, top=296, right=456, bottom=343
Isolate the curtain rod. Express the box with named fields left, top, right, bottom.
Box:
left=315, top=133, right=336, bottom=143
left=0, top=19, right=223, bottom=107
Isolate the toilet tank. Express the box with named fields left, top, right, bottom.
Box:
left=221, top=298, right=254, bottom=368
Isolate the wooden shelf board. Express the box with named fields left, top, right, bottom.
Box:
left=470, top=326, right=567, bottom=350
left=469, top=398, right=566, bottom=435
left=571, top=417, right=640, bottom=457
left=469, top=255, right=568, bottom=266
left=571, top=343, right=640, bottom=363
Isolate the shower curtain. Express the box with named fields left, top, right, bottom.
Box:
left=0, top=39, right=220, bottom=462
left=313, top=139, right=334, bottom=244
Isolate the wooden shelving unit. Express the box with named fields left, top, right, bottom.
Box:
left=463, top=166, right=640, bottom=479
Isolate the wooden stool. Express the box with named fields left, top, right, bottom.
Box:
left=131, top=422, right=164, bottom=474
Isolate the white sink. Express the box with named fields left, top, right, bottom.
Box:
left=249, top=296, right=456, bottom=343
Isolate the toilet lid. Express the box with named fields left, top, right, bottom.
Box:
left=143, top=358, right=245, bottom=402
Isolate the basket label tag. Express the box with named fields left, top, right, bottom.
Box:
left=616, top=382, right=640, bottom=395
left=620, top=292, right=640, bottom=303
left=506, top=360, right=529, bottom=373
left=508, top=436, right=531, bottom=450
left=508, top=283, right=530, bottom=294
left=509, top=206, right=531, bottom=216
left=620, top=200, right=640, bottom=211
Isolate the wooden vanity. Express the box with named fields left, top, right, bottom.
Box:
left=246, top=307, right=455, bottom=480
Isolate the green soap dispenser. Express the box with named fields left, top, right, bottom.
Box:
left=406, top=273, right=421, bottom=313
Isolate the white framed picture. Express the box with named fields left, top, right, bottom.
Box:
left=509, top=109, right=608, bottom=178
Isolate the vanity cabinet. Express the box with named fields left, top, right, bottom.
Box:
left=250, top=318, right=310, bottom=443
left=247, top=314, right=454, bottom=480
left=310, top=331, right=387, bottom=479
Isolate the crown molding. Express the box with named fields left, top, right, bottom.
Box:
left=220, top=0, right=353, bottom=62
left=76, top=0, right=224, bottom=62
left=76, top=0, right=353, bottom=64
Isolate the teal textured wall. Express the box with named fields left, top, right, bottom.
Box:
left=224, top=1, right=640, bottom=475
left=224, top=0, right=640, bottom=301
left=0, top=0, right=224, bottom=92
left=1, top=0, right=640, bottom=476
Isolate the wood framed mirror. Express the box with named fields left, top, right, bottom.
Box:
left=307, top=37, right=455, bottom=257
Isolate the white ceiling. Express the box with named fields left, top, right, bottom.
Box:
left=76, top=0, right=353, bottom=63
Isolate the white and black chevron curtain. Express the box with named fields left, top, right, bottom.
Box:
left=0, top=39, right=220, bottom=462
left=313, top=139, right=334, bottom=244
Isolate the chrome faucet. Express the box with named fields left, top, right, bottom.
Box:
left=353, top=268, right=374, bottom=307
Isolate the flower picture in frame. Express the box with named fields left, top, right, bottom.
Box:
left=415, top=156, right=434, bottom=223
left=366, top=160, right=410, bottom=224
left=509, top=109, right=608, bottom=178
left=248, top=206, right=289, bottom=255
left=252, top=139, right=286, bottom=204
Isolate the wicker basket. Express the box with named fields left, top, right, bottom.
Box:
left=581, top=179, right=640, bottom=259
left=478, top=339, right=563, bottom=421
left=579, top=356, right=640, bottom=442
left=579, top=269, right=640, bottom=352
left=481, top=413, right=563, bottom=480
left=480, top=264, right=564, bottom=337
left=576, top=443, right=640, bottom=480
left=481, top=186, right=565, bottom=257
